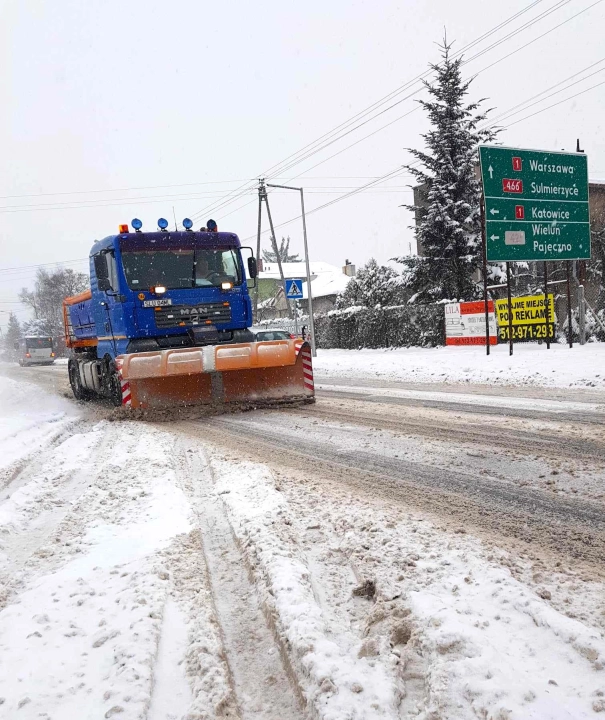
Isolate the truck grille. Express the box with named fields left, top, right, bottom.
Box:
left=154, top=302, right=231, bottom=329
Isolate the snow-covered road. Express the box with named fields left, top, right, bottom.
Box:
left=1, top=361, right=604, bottom=719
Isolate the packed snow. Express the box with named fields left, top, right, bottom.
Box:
left=1, top=372, right=604, bottom=719
left=205, top=439, right=605, bottom=719
left=313, top=342, right=605, bottom=389
left=0, top=376, right=232, bottom=720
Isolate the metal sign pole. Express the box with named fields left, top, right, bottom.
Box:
left=266, top=183, right=316, bottom=357
left=480, top=194, right=490, bottom=356
left=578, top=284, right=586, bottom=345
left=263, top=188, right=293, bottom=320
left=566, top=260, right=573, bottom=348
left=544, top=261, right=551, bottom=349
left=299, top=188, right=316, bottom=357
left=506, top=262, right=514, bottom=356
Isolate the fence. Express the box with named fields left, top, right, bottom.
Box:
left=314, top=305, right=444, bottom=349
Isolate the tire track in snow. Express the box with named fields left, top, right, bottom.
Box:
left=310, top=398, right=605, bottom=461
left=173, top=438, right=308, bottom=720
left=184, top=417, right=605, bottom=569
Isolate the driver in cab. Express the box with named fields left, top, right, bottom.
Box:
left=195, top=257, right=215, bottom=287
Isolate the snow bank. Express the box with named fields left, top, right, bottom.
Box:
left=314, top=342, right=605, bottom=389
left=0, top=375, right=78, bottom=485
left=0, top=418, right=233, bottom=720
left=0, top=424, right=191, bottom=719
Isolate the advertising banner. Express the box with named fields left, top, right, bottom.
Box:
left=494, top=294, right=556, bottom=342
left=445, top=301, right=498, bottom=346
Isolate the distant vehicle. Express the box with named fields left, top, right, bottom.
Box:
left=15, top=337, right=55, bottom=366
left=251, top=327, right=297, bottom=341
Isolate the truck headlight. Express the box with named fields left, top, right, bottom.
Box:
left=221, top=281, right=233, bottom=290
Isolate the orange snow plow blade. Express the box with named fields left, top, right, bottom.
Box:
left=116, top=340, right=315, bottom=409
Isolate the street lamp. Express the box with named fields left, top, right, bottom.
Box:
left=265, top=183, right=316, bottom=357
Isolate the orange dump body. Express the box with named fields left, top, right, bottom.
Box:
left=116, top=339, right=314, bottom=409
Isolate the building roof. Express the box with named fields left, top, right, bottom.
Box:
left=259, top=261, right=344, bottom=279
left=302, top=272, right=350, bottom=300
left=259, top=261, right=352, bottom=300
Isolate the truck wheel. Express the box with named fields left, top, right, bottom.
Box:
left=68, top=359, right=93, bottom=401
left=108, top=370, right=123, bottom=407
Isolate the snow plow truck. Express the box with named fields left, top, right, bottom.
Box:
left=62, top=218, right=314, bottom=409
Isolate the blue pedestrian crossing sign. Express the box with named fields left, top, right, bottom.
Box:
left=285, top=278, right=304, bottom=299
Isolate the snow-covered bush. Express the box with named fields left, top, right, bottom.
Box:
left=314, top=304, right=444, bottom=349
left=336, top=258, right=405, bottom=310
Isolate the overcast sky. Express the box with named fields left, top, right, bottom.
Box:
left=1, top=0, right=604, bottom=329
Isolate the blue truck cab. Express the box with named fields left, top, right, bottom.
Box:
left=65, top=221, right=258, bottom=405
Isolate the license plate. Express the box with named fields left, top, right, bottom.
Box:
left=143, top=298, right=172, bottom=307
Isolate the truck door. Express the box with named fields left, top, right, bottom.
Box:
left=94, top=250, right=129, bottom=354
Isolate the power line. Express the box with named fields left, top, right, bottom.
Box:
left=240, top=62, right=605, bottom=245
left=4, top=3, right=604, bottom=270
left=488, top=56, right=605, bottom=121
left=0, top=176, right=417, bottom=203
left=506, top=77, right=605, bottom=126
left=187, top=0, right=561, bottom=223
left=0, top=178, right=258, bottom=202
left=278, top=17, right=605, bottom=185
left=189, top=0, right=593, bottom=222
left=461, top=0, right=572, bottom=66
left=0, top=258, right=88, bottom=276
left=276, top=1, right=574, bottom=181
left=251, top=0, right=555, bottom=184
left=241, top=167, right=407, bottom=243
left=474, top=0, right=604, bottom=77
left=0, top=186, right=417, bottom=215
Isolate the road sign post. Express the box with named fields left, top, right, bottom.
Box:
left=480, top=196, right=490, bottom=355
left=506, top=263, right=513, bottom=356
left=566, top=260, right=573, bottom=348
left=479, top=146, right=590, bottom=263
left=544, top=262, right=550, bottom=350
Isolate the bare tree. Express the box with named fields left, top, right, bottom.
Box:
left=262, top=236, right=301, bottom=263
left=19, top=268, right=89, bottom=346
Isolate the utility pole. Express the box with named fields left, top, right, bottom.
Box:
left=254, top=183, right=263, bottom=319
left=257, top=180, right=292, bottom=320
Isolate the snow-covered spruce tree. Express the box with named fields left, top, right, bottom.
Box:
left=2, top=313, right=22, bottom=359
left=396, top=40, right=499, bottom=303
left=336, top=258, right=402, bottom=309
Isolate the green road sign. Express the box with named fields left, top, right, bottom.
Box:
left=479, top=145, right=591, bottom=262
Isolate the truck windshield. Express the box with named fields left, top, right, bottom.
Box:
left=121, top=247, right=242, bottom=290
left=25, top=338, right=53, bottom=349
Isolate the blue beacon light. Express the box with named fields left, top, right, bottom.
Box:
left=182, top=218, right=193, bottom=230
left=131, top=218, right=143, bottom=232
left=157, top=218, right=169, bottom=230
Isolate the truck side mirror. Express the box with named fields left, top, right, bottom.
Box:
left=94, top=254, right=111, bottom=291
left=247, top=257, right=258, bottom=279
